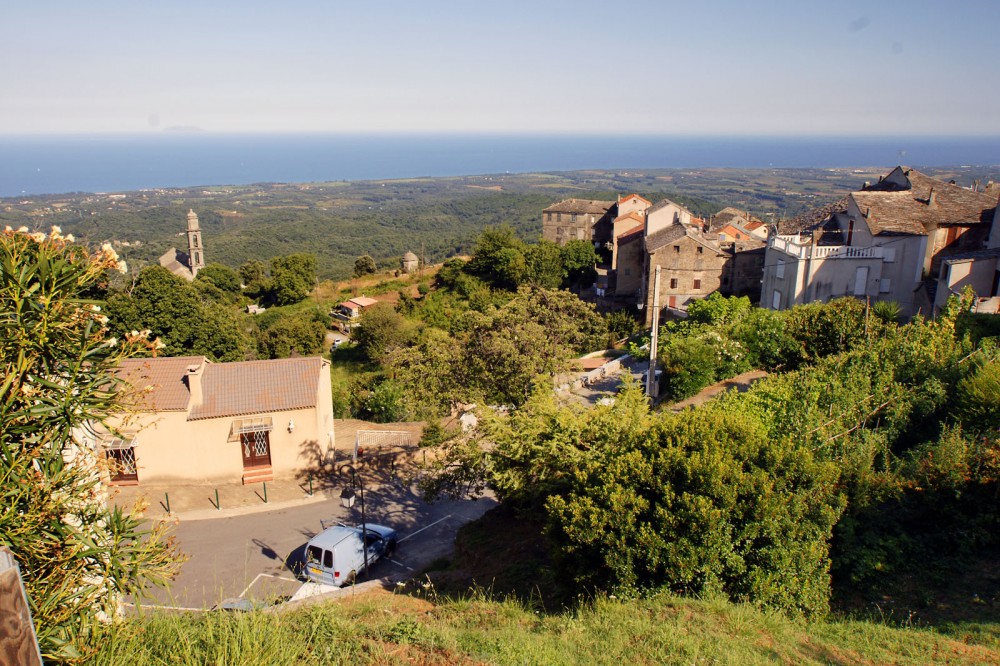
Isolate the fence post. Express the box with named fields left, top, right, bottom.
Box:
left=0, top=548, right=43, bottom=666
left=215, top=488, right=220, bottom=511
left=164, top=492, right=171, bottom=514
left=308, top=474, right=313, bottom=496
left=263, top=481, right=268, bottom=504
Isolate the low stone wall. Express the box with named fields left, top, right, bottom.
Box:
left=556, top=354, right=632, bottom=393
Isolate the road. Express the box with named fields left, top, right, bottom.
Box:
left=143, top=481, right=496, bottom=609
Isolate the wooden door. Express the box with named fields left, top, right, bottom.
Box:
left=240, top=430, right=272, bottom=468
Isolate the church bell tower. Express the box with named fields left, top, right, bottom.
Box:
left=186, top=209, right=205, bottom=275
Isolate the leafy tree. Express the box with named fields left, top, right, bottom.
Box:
left=354, top=254, right=377, bottom=278
left=687, top=292, right=752, bottom=326
left=363, top=379, right=407, bottom=423
left=461, top=287, right=604, bottom=406
left=269, top=253, right=317, bottom=306
left=560, top=239, right=599, bottom=289
left=354, top=302, right=418, bottom=362
left=384, top=327, right=468, bottom=418
left=523, top=240, right=564, bottom=289
left=605, top=309, right=641, bottom=343
left=255, top=308, right=328, bottom=359
left=426, top=383, right=843, bottom=615
left=0, top=228, right=181, bottom=662
left=195, top=263, right=241, bottom=295
left=466, top=226, right=528, bottom=289
left=239, top=259, right=270, bottom=299
left=105, top=266, right=248, bottom=361
left=954, top=353, right=1000, bottom=433
left=105, top=266, right=203, bottom=356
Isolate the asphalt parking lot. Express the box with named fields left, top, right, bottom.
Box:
left=140, top=482, right=495, bottom=610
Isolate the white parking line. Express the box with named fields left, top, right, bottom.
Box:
left=398, top=514, right=452, bottom=543
left=123, top=601, right=207, bottom=612
left=239, top=572, right=301, bottom=599
left=389, top=559, right=414, bottom=571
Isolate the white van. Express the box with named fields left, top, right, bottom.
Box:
left=304, top=524, right=397, bottom=586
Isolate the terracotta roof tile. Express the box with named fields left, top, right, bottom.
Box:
left=619, top=193, right=652, bottom=205
left=116, top=356, right=327, bottom=421
left=117, top=356, right=205, bottom=411
left=614, top=211, right=645, bottom=224
left=189, top=357, right=326, bottom=421
left=617, top=223, right=646, bottom=243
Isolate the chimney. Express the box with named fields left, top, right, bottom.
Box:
left=186, top=361, right=205, bottom=408
left=928, top=188, right=937, bottom=207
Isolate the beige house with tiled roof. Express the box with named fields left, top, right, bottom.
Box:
left=98, top=356, right=333, bottom=485
left=763, top=167, right=999, bottom=316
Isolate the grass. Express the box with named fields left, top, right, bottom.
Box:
left=92, top=589, right=1000, bottom=665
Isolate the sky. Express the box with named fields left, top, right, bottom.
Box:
left=3, top=0, right=999, bottom=136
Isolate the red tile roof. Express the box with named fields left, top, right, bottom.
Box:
left=617, top=223, right=646, bottom=243
left=117, top=356, right=205, bottom=411
left=189, top=357, right=326, bottom=420
left=346, top=296, right=379, bottom=308
left=614, top=211, right=645, bottom=225
left=619, top=193, right=652, bottom=205
left=115, top=356, right=327, bottom=421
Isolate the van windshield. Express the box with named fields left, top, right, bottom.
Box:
left=306, top=545, right=323, bottom=564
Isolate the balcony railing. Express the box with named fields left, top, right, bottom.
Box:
left=770, top=236, right=885, bottom=260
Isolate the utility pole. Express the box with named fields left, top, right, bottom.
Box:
left=646, top=265, right=661, bottom=399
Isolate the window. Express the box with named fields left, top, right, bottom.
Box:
left=772, top=290, right=782, bottom=309
left=669, top=278, right=678, bottom=289
left=624, top=267, right=631, bottom=276
left=693, top=279, right=702, bottom=290
left=673, top=245, right=680, bottom=253
left=879, top=278, right=891, bottom=293
left=776, top=259, right=785, bottom=279
left=104, top=436, right=138, bottom=484
left=882, top=247, right=896, bottom=263
left=697, top=246, right=704, bottom=254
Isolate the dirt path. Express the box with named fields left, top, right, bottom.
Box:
left=663, top=369, right=768, bottom=412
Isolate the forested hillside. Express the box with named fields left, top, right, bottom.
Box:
left=4, top=166, right=997, bottom=281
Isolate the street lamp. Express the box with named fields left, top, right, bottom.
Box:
left=339, top=465, right=368, bottom=578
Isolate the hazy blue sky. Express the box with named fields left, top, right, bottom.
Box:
left=4, top=0, right=998, bottom=135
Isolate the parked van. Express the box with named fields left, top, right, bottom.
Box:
left=304, top=523, right=397, bottom=586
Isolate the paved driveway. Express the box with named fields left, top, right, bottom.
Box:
left=141, top=482, right=495, bottom=610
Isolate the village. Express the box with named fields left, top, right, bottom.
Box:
left=5, top=163, right=1000, bottom=664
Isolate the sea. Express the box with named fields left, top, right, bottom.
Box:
left=1, top=133, right=999, bottom=198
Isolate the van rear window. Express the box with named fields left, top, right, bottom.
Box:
left=324, top=550, right=333, bottom=568
left=306, top=546, right=322, bottom=564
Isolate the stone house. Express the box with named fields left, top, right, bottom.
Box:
left=541, top=198, right=617, bottom=249
left=762, top=167, right=998, bottom=316
left=641, top=224, right=730, bottom=325
left=96, top=356, right=334, bottom=486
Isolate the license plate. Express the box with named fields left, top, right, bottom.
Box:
left=309, top=567, right=321, bottom=575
